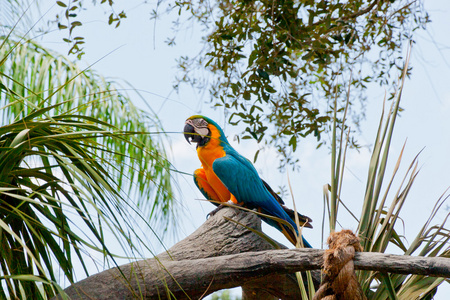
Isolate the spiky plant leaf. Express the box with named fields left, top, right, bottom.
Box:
left=324, top=49, right=449, bottom=299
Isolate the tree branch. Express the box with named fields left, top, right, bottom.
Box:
left=55, top=207, right=450, bottom=300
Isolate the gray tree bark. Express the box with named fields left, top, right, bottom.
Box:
left=56, top=207, right=318, bottom=299
left=54, top=207, right=450, bottom=300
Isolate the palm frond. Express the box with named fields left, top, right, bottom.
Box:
left=0, top=34, right=176, bottom=298
left=0, top=35, right=175, bottom=230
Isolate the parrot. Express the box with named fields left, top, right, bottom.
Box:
left=183, top=115, right=312, bottom=248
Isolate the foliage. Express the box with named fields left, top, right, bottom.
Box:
left=167, top=0, right=429, bottom=168
left=0, top=35, right=175, bottom=228
left=49, top=0, right=429, bottom=168
left=323, top=52, right=449, bottom=299
left=0, top=34, right=174, bottom=298
left=0, top=0, right=40, bottom=33
left=54, top=0, right=126, bottom=58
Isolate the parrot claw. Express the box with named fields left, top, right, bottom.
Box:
left=206, top=204, right=225, bottom=219
left=206, top=200, right=239, bottom=219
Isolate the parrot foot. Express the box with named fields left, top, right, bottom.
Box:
left=206, top=204, right=225, bottom=219
left=206, top=200, right=238, bottom=219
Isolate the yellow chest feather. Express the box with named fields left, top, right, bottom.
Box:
left=196, top=124, right=230, bottom=202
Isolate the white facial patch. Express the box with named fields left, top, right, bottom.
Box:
left=191, top=118, right=209, bottom=136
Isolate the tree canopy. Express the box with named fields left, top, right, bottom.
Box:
left=53, top=0, right=429, bottom=167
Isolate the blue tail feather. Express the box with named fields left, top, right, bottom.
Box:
left=260, top=210, right=312, bottom=248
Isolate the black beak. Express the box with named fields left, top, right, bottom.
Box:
left=184, top=123, right=203, bottom=144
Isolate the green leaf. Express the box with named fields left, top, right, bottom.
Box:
left=289, top=135, right=297, bottom=152
left=253, top=149, right=260, bottom=163
left=56, top=1, right=67, bottom=7
left=9, top=128, right=30, bottom=148
left=256, top=69, right=269, bottom=80
left=380, top=273, right=399, bottom=300
left=0, top=35, right=175, bottom=298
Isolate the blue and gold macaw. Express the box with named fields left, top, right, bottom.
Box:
left=184, top=115, right=312, bottom=247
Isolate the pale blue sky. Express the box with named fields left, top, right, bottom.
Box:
left=13, top=0, right=450, bottom=298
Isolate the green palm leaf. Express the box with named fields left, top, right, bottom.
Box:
left=0, top=34, right=175, bottom=298
left=0, top=35, right=175, bottom=229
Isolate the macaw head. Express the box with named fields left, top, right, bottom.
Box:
left=184, top=115, right=227, bottom=148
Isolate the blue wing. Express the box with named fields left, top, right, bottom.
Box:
left=212, top=153, right=269, bottom=207
left=212, top=151, right=312, bottom=247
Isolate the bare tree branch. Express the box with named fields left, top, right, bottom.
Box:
left=55, top=207, right=450, bottom=300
